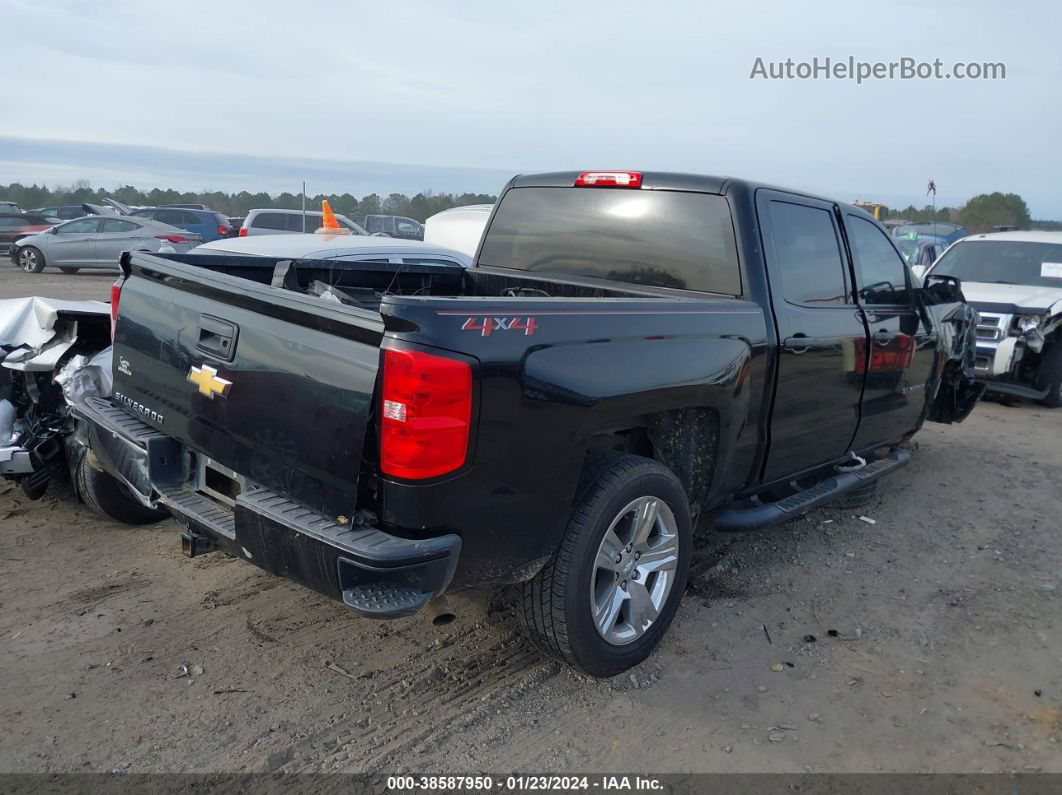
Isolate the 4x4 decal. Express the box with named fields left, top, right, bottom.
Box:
left=461, top=316, right=538, bottom=337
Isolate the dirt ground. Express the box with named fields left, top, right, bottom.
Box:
left=1, top=267, right=1060, bottom=774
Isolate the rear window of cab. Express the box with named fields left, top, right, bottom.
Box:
left=478, top=187, right=741, bottom=295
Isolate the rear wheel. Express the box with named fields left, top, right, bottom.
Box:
left=59, top=267, right=80, bottom=274
left=520, top=454, right=692, bottom=677
left=17, top=246, right=45, bottom=273
left=75, top=452, right=169, bottom=525
left=1035, top=344, right=1062, bottom=408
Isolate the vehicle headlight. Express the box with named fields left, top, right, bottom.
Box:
left=1015, top=314, right=1043, bottom=333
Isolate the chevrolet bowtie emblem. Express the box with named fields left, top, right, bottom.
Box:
left=187, top=364, right=232, bottom=399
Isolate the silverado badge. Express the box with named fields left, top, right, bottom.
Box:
left=187, top=364, right=232, bottom=399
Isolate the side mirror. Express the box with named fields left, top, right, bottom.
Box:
left=922, top=273, right=964, bottom=305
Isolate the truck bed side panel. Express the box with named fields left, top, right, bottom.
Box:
left=376, top=296, right=769, bottom=586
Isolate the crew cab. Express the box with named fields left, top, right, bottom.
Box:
left=76, top=171, right=982, bottom=676
left=924, top=231, right=1062, bottom=407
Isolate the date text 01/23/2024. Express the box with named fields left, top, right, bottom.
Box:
left=385, top=775, right=665, bottom=791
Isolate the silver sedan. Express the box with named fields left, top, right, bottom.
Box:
left=12, top=216, right=202, bottom=274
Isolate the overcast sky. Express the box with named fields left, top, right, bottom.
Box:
left=2, top=0, right=1060, bottom=215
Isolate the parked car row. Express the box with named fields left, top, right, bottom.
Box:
left=131, top=207, right=234, bottom=242
left=891, top=221, right=967, bottom=244
left=11, top=216, right=202, bottom=273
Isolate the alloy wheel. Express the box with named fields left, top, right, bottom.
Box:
left=18, top=249, right=38, bottom=272
left=589, top=496, right=680, bottom=646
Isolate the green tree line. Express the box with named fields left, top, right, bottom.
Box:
left=3, top=181, right=1058, bottom=232
left=0, top=181, right=496, bottom=223
left=886, top=192, right=1060, bottom=232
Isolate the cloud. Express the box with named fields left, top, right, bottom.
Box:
left=2, top=0, right=1060, bottom=215
left=0, top=136, right=515, bottom=196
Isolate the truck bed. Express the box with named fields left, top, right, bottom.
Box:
left=166, top=251, right=712, bottom=306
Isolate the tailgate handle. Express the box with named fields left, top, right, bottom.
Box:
left=196, top=315, right=238, bottom=361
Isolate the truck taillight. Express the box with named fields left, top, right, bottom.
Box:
left=238, top=227, right=248, bottom=237
left=217, top=225, right=231, bottom=237
left=574, top=171, right=642, bottom=188
left=109, top=278, right=123, bottom=341
left=380, top=348, right=472, bottom=480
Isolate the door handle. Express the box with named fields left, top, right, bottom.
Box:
left=872, top=328, right=894, bottom=346
left=783, top=333, right=811, bottom=354
left=196, top=315, right=238, bottom=361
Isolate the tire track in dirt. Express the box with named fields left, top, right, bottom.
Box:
left=281, top=620, right=562, bottom=772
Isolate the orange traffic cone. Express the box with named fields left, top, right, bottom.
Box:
left=315, top=199, right=350, bottom=235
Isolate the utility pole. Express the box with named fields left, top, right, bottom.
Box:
left=301, top=181, right=307, bottom=232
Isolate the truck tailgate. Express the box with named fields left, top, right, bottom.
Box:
left=111, top=253, right=384, bottom=518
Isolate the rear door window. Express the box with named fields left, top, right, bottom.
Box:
left=287, top=213, right=321, bottom=232
left=479, top=187, right=741, bottom=294
left=397, top=218, right=421, bottom=236
left=767, top=200, right=850, bottom=305
left=156, top=209, right=188, bottom=227
left=847, top=216, right=911, bottom=304
left=101, top=219, right=138, bottom=233
left=253, top=212, right=289, bottom=231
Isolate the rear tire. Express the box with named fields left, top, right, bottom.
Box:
left=1035, top=344, right=1062, bottom=408
left=519, top=454, right=692, bottom=677
left=59, top=267, right=80, bottom=274
left=75, top=452, right=169, bottom=525
left=17, top=246, right=45, bottom=273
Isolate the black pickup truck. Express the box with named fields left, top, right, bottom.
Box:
left=76, top=171, right=982, bottom=676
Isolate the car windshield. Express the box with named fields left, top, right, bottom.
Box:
left=930, top=240, right=1062, bottom=287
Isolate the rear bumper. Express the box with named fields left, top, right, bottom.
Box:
left=73, top=396, right=461, bottom=618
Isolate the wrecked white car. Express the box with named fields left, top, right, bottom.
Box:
left=0, top=297, right=166, bottom=522
left=925, top=231, right=1062, bottom=407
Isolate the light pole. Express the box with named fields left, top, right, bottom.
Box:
left=301, top=180, right=307, bottom=232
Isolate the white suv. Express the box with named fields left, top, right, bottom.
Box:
left=925, top=231, right=1062, bottom=407
left=239, top=209, right=366, bottom=237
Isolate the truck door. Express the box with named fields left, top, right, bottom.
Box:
left=844, top=213, right=937, bottom=448
left=757, top=191, right=869, bottom=481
